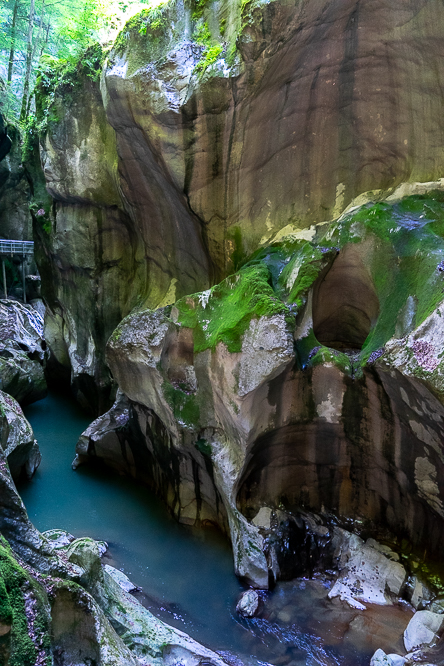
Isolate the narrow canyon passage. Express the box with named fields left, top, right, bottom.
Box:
left=17, top=392, right=415, bottom=666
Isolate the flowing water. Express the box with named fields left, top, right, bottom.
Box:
left=18, top=393, right=412, bottom=666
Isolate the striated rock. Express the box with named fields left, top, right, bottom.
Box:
left=0, top=390, right=41, bottom=480
left=50, top=579, right=139, bottom=666
left=36, top=0, right=444, bottom=411
left=0, top=299, right=47, bottom=405
left=0, top=340, right=46, bottom=405
left=74, top=192, right=444, bottom=587
left=236, top=589, right=259, bottom=618
left=403, top=610, right=444, bottom=652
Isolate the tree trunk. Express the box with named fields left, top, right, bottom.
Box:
left=7, top=0, right=20, bottom=84
left=20, top=0, right=36, bottom=123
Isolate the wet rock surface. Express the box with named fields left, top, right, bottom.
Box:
left=36, top=0, right=444, bottom=411
left=0, top=390, right=41, bottom=480
left=236, top=590, right=260, bottom=618
left=0, top=300, right=47, bottom=405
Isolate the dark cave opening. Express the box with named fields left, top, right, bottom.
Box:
left=312, top=245, right=379, bottom=351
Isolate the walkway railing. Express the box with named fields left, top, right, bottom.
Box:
left=0, top=240, right=34, bottom=256
left=0, top=239, right=35, bottom=303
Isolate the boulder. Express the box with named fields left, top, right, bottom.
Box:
left=370, top=650, right=394, bottom=666
left=104, top=565, right=139, bottom=593
left=0, top=390, right=41, bottom=480
left=328, top=529, right=406, bottom=608
left=42, top=528, right=75, bottom=549
left=236, top=590, right=260, bottom=618
left=403, top=610, right=444, bottom=652
left=50, top=580, right=139, bottom=666
left=387, top=657, right=407, bottom=666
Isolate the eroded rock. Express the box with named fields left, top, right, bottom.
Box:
left=236, top=589, right=259, bottom=618
left=328, top=530, right=407, bottom=609
left=0, top=390, right=41, bottom=480
left=403, top=610, right=444, bottom=652
left=0, top=300, right=47, bottom=405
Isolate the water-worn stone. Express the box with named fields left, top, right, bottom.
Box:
left=0, top=300, right=47, bottom=405
left=0, top=390, right=41, bottom=480
left=236, top=590, right=259, bottom=618
left=50, top=579, right=139, bottom=666
left=370, top=649, right=394, bottom=666
left=328, top=529, right=406, bottom=608
left=387, top=656, right=407, bottom=666
left=403, top=610, right=444, bottom=652
left=104, top=564, right=139, bottom=593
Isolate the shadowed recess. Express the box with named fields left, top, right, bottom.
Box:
left=312, top=245, right=379, bottom=350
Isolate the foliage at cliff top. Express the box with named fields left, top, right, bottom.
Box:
left=0, top=0, right=164, bottom=121
left=111, top=0, right=241, bottom=78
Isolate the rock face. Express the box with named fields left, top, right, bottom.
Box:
left=0, top=390, right=41, bottom=480
left=0, top=300, right=47, bottom=405
left=328, top=531, right=406, bottom=609
left=0, top=118, right=32, bottom=243
left=35, top=0, right=444, bottom=411
left=403, top=610, right=444, bottom=652
left=74, top=192, right=444, bottom=587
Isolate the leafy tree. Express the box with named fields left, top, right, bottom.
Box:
left=0, top=0, right=154, bottom=122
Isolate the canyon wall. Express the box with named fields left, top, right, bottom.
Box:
left=35, top=0, right=444, bottom=410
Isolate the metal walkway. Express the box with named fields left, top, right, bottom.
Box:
left=0, top=240, right=34, bottom=256
left=0, top=239, right=35, bottom=303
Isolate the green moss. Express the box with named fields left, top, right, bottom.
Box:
left=192, top=0, right=211, bottom=21
left=35, top=42, right=106, bottom=136
left=163, top=383, right=200, bottom=427
left=0, top=544, right=35, bottom=666
left=0, top=576, right=12, bottom=625
left=175, top=264, right=289, bottom=354
left=0, top=538, right=51, bottom=666
left=195, top=438, right=212, bottom=456
left=228, top=226, right=247, bottom=271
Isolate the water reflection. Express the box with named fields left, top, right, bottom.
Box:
left=19, top=393, right=409, bottom=666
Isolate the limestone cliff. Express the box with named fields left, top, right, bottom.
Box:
left=76, top=191, right=444, bottom=588
left=35, top=0, right=444, bottom=411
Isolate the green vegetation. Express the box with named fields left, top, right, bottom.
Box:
left=175, top=264, right=289, bottom=354
left=0, top=538, right=51, bottom=666
left=169, top=190, right=444, bottom=378
left=163, top=382, right=200, bottom=427
left=0, top=0, right=113, bottom=121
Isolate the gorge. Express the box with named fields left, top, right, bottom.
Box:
left=2, top=0, right=444, bottom=664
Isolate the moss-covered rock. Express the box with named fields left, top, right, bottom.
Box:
left=72, top=192, right=444, bottom=587
left=36, top=0, right=444, bottom=409
left=0, top=537, right=51, bottom=666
